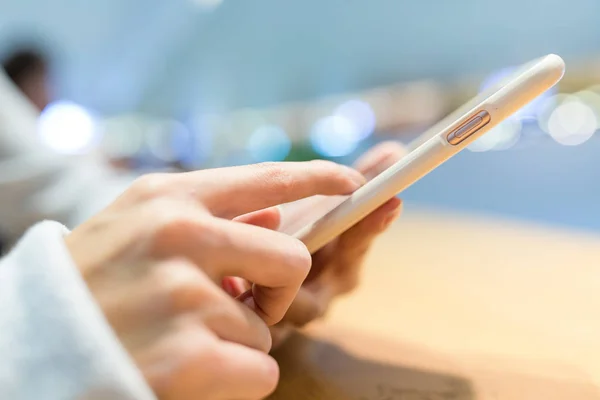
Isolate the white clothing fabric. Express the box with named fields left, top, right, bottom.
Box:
left=0, top=221, right=156, bottom=399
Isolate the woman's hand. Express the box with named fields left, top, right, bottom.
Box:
left=224, top=142, right=408, bottom=348
left=65, top=161, right=365, bottom=400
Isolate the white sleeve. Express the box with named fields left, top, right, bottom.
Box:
left=0, top=221, right=156, bottom=400
left=0, top=70, right=134, bottom=243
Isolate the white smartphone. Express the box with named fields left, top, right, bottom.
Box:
left=292, top=54, right=565, bottom=253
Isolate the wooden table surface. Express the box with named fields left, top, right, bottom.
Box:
left=269, top=208, right=600, bottom=399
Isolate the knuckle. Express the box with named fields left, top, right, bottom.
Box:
left=256, top=162, right=295, bottom=194
left=204, top=348, right=278, bottom=399
left=200, top=346, right=231, bottom=377
left=286, top=239, right=313, bottom=281
left=154, top=206, right=209, bottom=241
left=159, top=211, right=196, bottom=233
left=153, top=260, right=209, bottom=314
left=200, top=301, right=232, bottom=323
left=147, top=198, right=181, bottom=219
left=150, top=208, right=219, bottom=272
left=145, top=327, right=218, bottom=397
left=131, top=173, right=168, bottom=200
left=150, top=207, right=189, bottom=243
left=152, top=328, right=278, bottom=399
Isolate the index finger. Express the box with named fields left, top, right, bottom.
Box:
left=189, top=160, right=365, bottom=219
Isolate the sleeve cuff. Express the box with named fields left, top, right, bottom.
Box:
left=0, top=221, right=155, bottom=399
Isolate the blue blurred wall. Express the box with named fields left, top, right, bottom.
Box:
left=2, top=0, right=600, bottom=231
left=402, top=137, right=600, bottom=231
left=1, top=0, right=599, bottom=113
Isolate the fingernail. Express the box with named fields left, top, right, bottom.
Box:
left=221, top=278, right=235, bottom=297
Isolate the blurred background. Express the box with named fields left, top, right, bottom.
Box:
left=3, top=0, right=600, bottom=231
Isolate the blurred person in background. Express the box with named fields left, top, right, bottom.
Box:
left=0, top=61, right=134, bottom=253
left=2, top=46, right=52, bottom=112
left=2, top=44, right=167, bottom=172
left=0, top=46, right=50, bottom=253
left=0, top=44, right=184, bottom=254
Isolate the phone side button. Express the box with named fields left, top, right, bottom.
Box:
left=458, top=116, right=482, bottom=138
left=447, top=111, right=491, bottom=145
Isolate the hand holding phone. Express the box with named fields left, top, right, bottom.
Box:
left=264, top=142, right=407, bottom=348
left=293, top=54, right=565, bottom=253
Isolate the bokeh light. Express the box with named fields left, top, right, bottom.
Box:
left=469, top=64, right=560, bottom=152
left=170, top=121, right=194, bottom=163
left=468, top=118, right=522, bottom=152
left=546, top=96, right=597, bottom=146
left=537, top=93, right=567, bottom=134
left=576, top=90, right=600, bottom=120
left=100, top=116, right=144, bottom=158
left=38, top=101, right=98, bottom=154
left=480, top=66, right=555, bottom=121
left=334, top=99, right=376, bottom=141
left=146, top=120, right=191, bottom=162
left=186, top=114, right=216, bottom=166
left=247, top=125, right=291, bottom=162
left=310, top=115, right=361, bottom=157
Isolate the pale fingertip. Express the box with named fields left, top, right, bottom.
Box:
left=396, top=198, right=404, bottom=213
left=381, top=207, right=402, bottom=230
left=356, top=141, right=409, bottom=179
left=380, top=140, right=409, bottom=156
left=356, top=196, right=401, bottom=228
left=381, top=196, right=402, bottom=212
left=234, top=207, right=282, bottom=231
left=274, top=204, right=285, bottom=219
left=341, top=165, right=367, bottom=188
left=367, top=141, right=409, bottom=162
left=269, top=206, right=283, bottom=231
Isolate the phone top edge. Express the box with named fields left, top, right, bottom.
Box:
left=295, top=54, right=566, bottom=253
left=438, top=53, right=565, bottom=149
